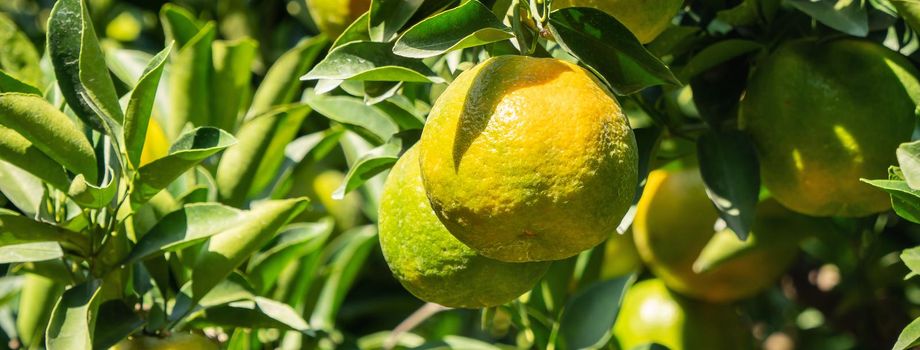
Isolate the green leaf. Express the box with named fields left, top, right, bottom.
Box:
left=892, top=0, right=920, bottom=34
left=160, top=4, right=202, bottom=46
left=897, top=140, right=920, bottom=189
left=302, top=41, right=445, bottom=83
left=787, top=0, right=869, bottom=36
left=67, top=170, right=117, bottom=209
left=217, top=105, right=312, bottom=207
left=125, top=45, right=171, bottom=169
left=192, top=297, right=312, bottom=333
left=901, top=246, right=920, bottom=277
left=861, top=179, right=920, bottom=224
left=895, top=316, right=920, bottom=350
left=369, top=0, right=424, bottom=42
left=48, top=0, right=124, bottom=131
left=558, top=275, right=634, bottom=350
left=310, top=225, right=377, bottom=330
left=696, top=130, right=760, bottom=241
left=618, top=126, right=661, bottom=233
left=46, top=281, right=102, bottom=350
left=305, top=93, right=400, bottom=144
left=548, top=8, right=680, bottom=95
left=249, top=36, right=328, bottom=117
left=211, top=39, right=258, bottom=132
left=679, top=40, right=761, bottom=82
left=0, top=93, right=98, bottom=183
left=333, top=13, right=371, bottom=49
left=0, top=14, right=43, bottom=87
left=0, top=125, right=71, bottom=191
left=0, top=160, right=45, bottom=217
left=0, top=209, right=89, bottom=254
left=92, top=300, right=144, bottom=350
left=135, top=127, right=236, bottom=203
left=166, top=22, right=215, bottom=136
left=16, top=273, right=64, bottom=348
left=189, top=198, right=309, bottom=302
left=0, top=70, right=41, bottom=95
left=0, top=242, right=63, bottom=264
left=124, top=203, right=245, bottom=264
left=333, top=136, right=401, bottom=199
left=247, top=219, right=334, bottom=294
left=392, top=0, right=514, bottom=58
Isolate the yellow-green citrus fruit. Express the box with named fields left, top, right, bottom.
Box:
left=553, top=0, right=683, bottom=43
left=600, top=229, right=641, bottom=279
left=612, top=279, right=752, bottom=350
left=111, top=333, right=218, bottom=350
left=292, top=168, right=364, bottom=231
left=419, top=56, right=638, bottom=262
left=633, top=168, right=818, bottom=303
left=305, top=0, right=371, bottom=39
left=740, top=38, right=920, bottom=217
left=379, top=146, right=549, bottom=308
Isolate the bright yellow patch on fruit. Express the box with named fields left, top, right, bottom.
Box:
left=419, top=56, right=638, bottom=262
left=553, top=0, right=683, bottom=43
left=740, top=38, right=919, bottom=217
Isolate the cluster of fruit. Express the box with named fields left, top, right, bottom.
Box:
left=371, top=2, right=918, bottom=350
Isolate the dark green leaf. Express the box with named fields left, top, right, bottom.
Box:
left=369, top=0, right=424, bottom=41
left=92, top=300, right=144, bottom=350
left=861, top=179, right=920, bottom=224
left=618, top=126, right=661, bottom=233
left=696, top=130, right=760, bottom=241
left=249, top=36, right=328, bottom=117
left=787, top=0, right=869, bottom=36
left=0, top=93, right=98, bottom=183
left=211, top=39, right=258, bottom=132
left=392, top=0, right=513, bottom=58
left=334, top=136, right=401, bottom=199
left=306, top=93, right=400, bottom=144
left=0, top=70, right=41, bottom=95
left=135, top=127, right=236, bottom=203
left=47, top=0, right=124, bottom=131
left=897, top=140, right=920, bottom=189
left=302, top=41, right=445, bottom=83
left=895, top=316, right=920, bottom=350
left=892, top=0, right=920, bottom=34
left=689, top=54, right=750, bottom=128
left=124, top=203, right=245, bottom=264
left=679, top=40, right=761, bottom=81
left=558, top=275, right=634, bottom=350
left=46, top=281, right=102, bottom=350
left=548, top=8, right=680, bottom=95
left=125, top=45, right=171, bottom=169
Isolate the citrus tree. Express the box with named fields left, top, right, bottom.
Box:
left=0, top=0, right=920, bottom=349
